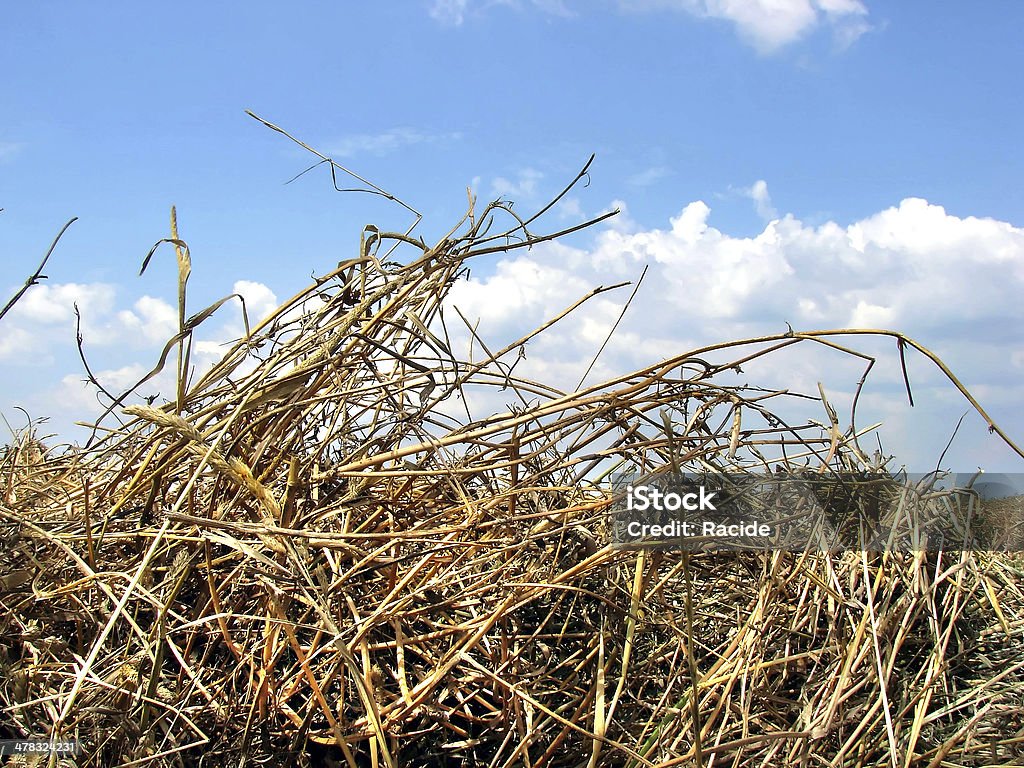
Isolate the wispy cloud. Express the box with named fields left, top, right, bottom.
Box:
left=429, top=1, right=870, bottom=51
left=429, top=0, right=470, bottom=25
left=557, top=196, right=585, bottom=221
left=0, top=141, right=24, bottom=162
left=625, top=0, right=872, bottom=52
left=428, top=0, right=574, bottom=26
left=324, top=127, right=462, bottom=159
left=627, top=165, right=672, bottom=187
left=742, top=179, right=778, bottom=220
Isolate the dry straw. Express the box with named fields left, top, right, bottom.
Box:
left=1, top=120, right=1022, bottom=767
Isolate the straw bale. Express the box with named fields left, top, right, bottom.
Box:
left=2, top=153, right=1023, bottom=767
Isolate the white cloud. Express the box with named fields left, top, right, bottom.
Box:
left=743, top=179, right=778, bottom=221
left=4, top=194, right=1021, bottom=472
left=737, top=182, right=774, bottom=224
left=1, top=279, right=281, bottom=440
left=618, top=0, right=870, bottom=52
left=705, top=0, right=817, bottom=50
left=183, top=280, right=282, bottom=368
left=53, top=364, right=156, bottom=416
left=1, top=283, right=181, bottom=354
left=429, top=0, right=869, bottom=51
left=325, top=128, right=461, bottom=158
left=234, top=280, right=280, bottom=324
left=0, top=327, right=36, bottom=362
left=848, top=299, right=895, bottom=328
left=557, top=196, right=585, bottom=221
left=429, top=0, right=470, bottom=24
left=444, top=193, right=1024, bottom=469
left=6, top=282, right=116, bottom=325
left=449, top=251, right=594, bottom=326
left=116, top=295, right=180, bottom=345
left=491, top=168, right=544, bottom=199
left=604, top=199, right=638, bottom=234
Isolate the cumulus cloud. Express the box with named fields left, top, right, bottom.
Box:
left=178, top=281, right=281, bottom=364
left=0, top=283, right=178, bottom=359
left=54, top=364, right=156, bottom=416
left=234, top=280, right=280, bottom=325
left=444, top=194, right=1024, bottom=468
left=116, top=296, right=180, bottom=345
left=7, top=282, right=116, bottom=326
left=1, top=278, right=281, bottom=440
left=4, top=195, right=1021, bottom=469
left=449, top=251, right=594, bottom=327
left=603, top=199, right=638, bottom=234
left=0, top=327, right=35, bottom=362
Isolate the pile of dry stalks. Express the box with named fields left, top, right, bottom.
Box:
left=2, top=130, right=1023, bottom=767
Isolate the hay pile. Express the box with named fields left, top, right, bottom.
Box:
left=2, top=160, right=1023, bottom=767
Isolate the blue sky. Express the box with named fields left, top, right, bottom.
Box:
left=2, top=1, right=1023, bottom=471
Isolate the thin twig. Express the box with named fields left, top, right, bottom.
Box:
left=0, top=217, right=77, bottom=322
